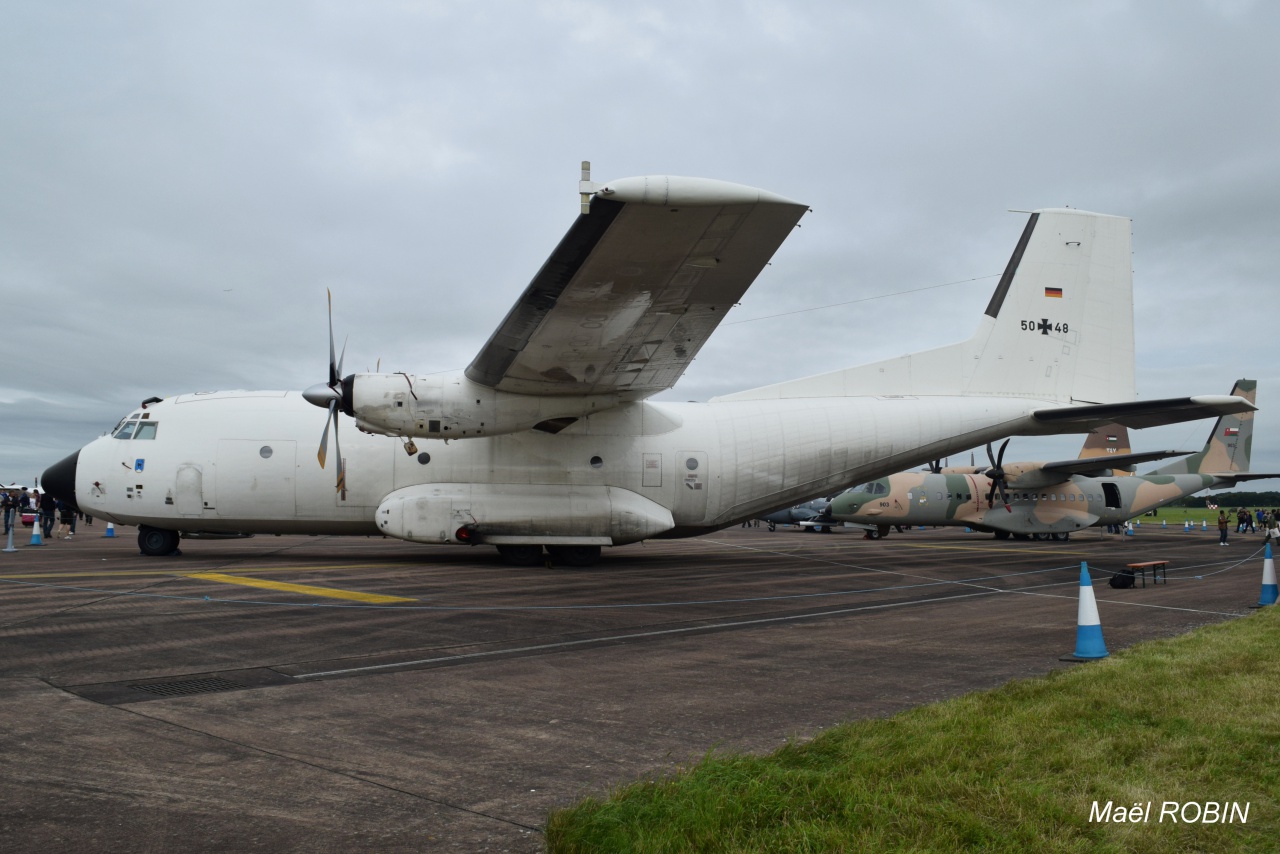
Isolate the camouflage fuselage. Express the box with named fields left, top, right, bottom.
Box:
left=828, top=471, right=1218, bottom=535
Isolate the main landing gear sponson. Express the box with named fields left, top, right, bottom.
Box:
left=138, top=525, right=181, bottom=556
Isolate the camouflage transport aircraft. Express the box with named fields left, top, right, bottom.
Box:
left=824, top=380, right=1276, bottom=540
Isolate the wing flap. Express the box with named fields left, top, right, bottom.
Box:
left=466, top=176, right=807, bottom=396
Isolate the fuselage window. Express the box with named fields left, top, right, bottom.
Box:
left=113, top=420, right=138, bottom=440
left=134, top=422, right=159, bottom=440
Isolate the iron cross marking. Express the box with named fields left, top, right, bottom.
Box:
left=1036, top=318, right=1051, bottom=335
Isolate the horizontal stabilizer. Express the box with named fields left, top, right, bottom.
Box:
left=1040, top=449, right=1195, bottom=477
left=1209, top=473, right=1280, bottom=488
left=1032, top=395, right=1255, bottom=431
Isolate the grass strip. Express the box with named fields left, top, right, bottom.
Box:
left=546, top=606, right=1280, bottom=853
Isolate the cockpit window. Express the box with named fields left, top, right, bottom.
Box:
left=113, top=420, right=139, bottom=440
left=853, top=480, right=889, bottom=495
left=134, top=422, right=159, bottom=440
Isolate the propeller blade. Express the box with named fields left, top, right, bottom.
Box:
left=317, top=401, right=333, bottom=469
left=996, top=438, right=1009, bottom=468
left=327, top=288, right=339, bottom=388
left=332, top=406, right=345, bottom=495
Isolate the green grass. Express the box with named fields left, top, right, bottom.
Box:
left=545, top=607, right=1280, bottom=853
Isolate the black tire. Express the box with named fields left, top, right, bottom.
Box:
left=993, top=530, right=1011, bottom=540
left=546, top=545, right=601, bottom=567
left=138, top=525, right=180, bottom=556
left=865, top=529, right=881, bottom=540
left=496, top=544, right=544, bottom=567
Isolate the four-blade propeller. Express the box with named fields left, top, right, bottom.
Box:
left=302, top=289, right=347, bottom=495
left=984, top=438, right=1012, bottom=512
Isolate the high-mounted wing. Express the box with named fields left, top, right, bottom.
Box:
left=465, top=175, right=808, bottom=397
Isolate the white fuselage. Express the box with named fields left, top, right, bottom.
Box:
left=73, top=390, right=1058, bottom=545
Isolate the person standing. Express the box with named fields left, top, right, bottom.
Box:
left=55, top=500, right=74, bottom=539
left=39, top=491, right=56, bottom=538
left=1218, top=510, right=1230, bottom=546
left=1, top=490, right=12, bottom=535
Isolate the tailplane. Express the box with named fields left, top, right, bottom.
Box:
left=720, top=208, right=1135, bottom=404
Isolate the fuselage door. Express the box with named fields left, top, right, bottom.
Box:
left=642, top=453, right=663, bottom=488
left=1102, top=482, right=1122, bottom=509
left=674, top=451, right=709, bottom=524
left=174, top=465, right=206, bottom=516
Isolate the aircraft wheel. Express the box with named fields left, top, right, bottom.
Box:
left=864, top=529, right=881, bottom=540
left=496, top=544, right=544, bottom=567
left=1050, top=532, right=1068, bottom=542
left=993, top=530, right=1011, bottom=540
left=546, top=545, right=601, bottom=567
left=138, top=525, right=180, bottom=556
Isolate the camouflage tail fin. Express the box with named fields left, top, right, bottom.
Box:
left=1150, top=379, right=1255, bottom=475
left=1078, top=423, right=1134, bottom=475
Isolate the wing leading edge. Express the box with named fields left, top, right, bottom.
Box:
left=465, top=175, right=808, bottom=397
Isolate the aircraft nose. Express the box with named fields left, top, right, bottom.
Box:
left=42, top=450, right=80, bottom=511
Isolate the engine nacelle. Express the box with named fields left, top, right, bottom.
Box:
left=375, top=483, right=675, bottom=546
left=345, top=371, right=620, bottom=440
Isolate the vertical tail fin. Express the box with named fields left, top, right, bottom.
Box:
left=1150, top=380, right=1255, bottom=475
left=1078, top=423, right=1134, bottom=476
left=720, top=208, right=1136, bottom=405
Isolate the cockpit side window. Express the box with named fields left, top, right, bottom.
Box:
left=134, top=422, right=159, bottom=440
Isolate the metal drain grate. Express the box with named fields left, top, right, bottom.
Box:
left=129, top=676, right=242, bottom=697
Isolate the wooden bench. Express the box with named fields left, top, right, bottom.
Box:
left=1125, top=560, right=1169, bottom=587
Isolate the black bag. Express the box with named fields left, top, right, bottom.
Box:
left=1109, top=569, right=1135, bottom=589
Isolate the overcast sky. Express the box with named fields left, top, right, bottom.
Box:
left=3, top=1, right=1278, bottom=489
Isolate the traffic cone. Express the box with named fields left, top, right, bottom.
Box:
left=1063, top=563, right=1108, bottom=660
left=104, top=523, right=115, bottom=538
left=28, top=518, right=44, bottom=547
left=1254, top=543, right=1277, bottom=608
left=1184, top=520, right=1191, bottom=533
left=1202, top=520, right=1208, bottom=531
left=1134, top=518, right=1141, bottom=528
left=1162, top=519, right=1167, bottom=529
left=1125, top=522, right=1134, bottom=537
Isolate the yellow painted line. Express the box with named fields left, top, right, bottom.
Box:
left=185, top=572, right=417, bottom=603
left=0, top=563, right=424, bottom=581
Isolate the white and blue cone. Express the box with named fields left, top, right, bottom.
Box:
left=1257, top=543, right=1277, bottom=607
left=1070, top=563, right=1108, bottom=659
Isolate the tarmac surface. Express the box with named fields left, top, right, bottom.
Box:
left=0, top=520, right=1270, bottom=852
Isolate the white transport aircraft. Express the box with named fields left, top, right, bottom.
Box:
left=42, top=168, right=1253, bottom=565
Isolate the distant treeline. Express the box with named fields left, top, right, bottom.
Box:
left=1167, top=491, right=1280, bottom=508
